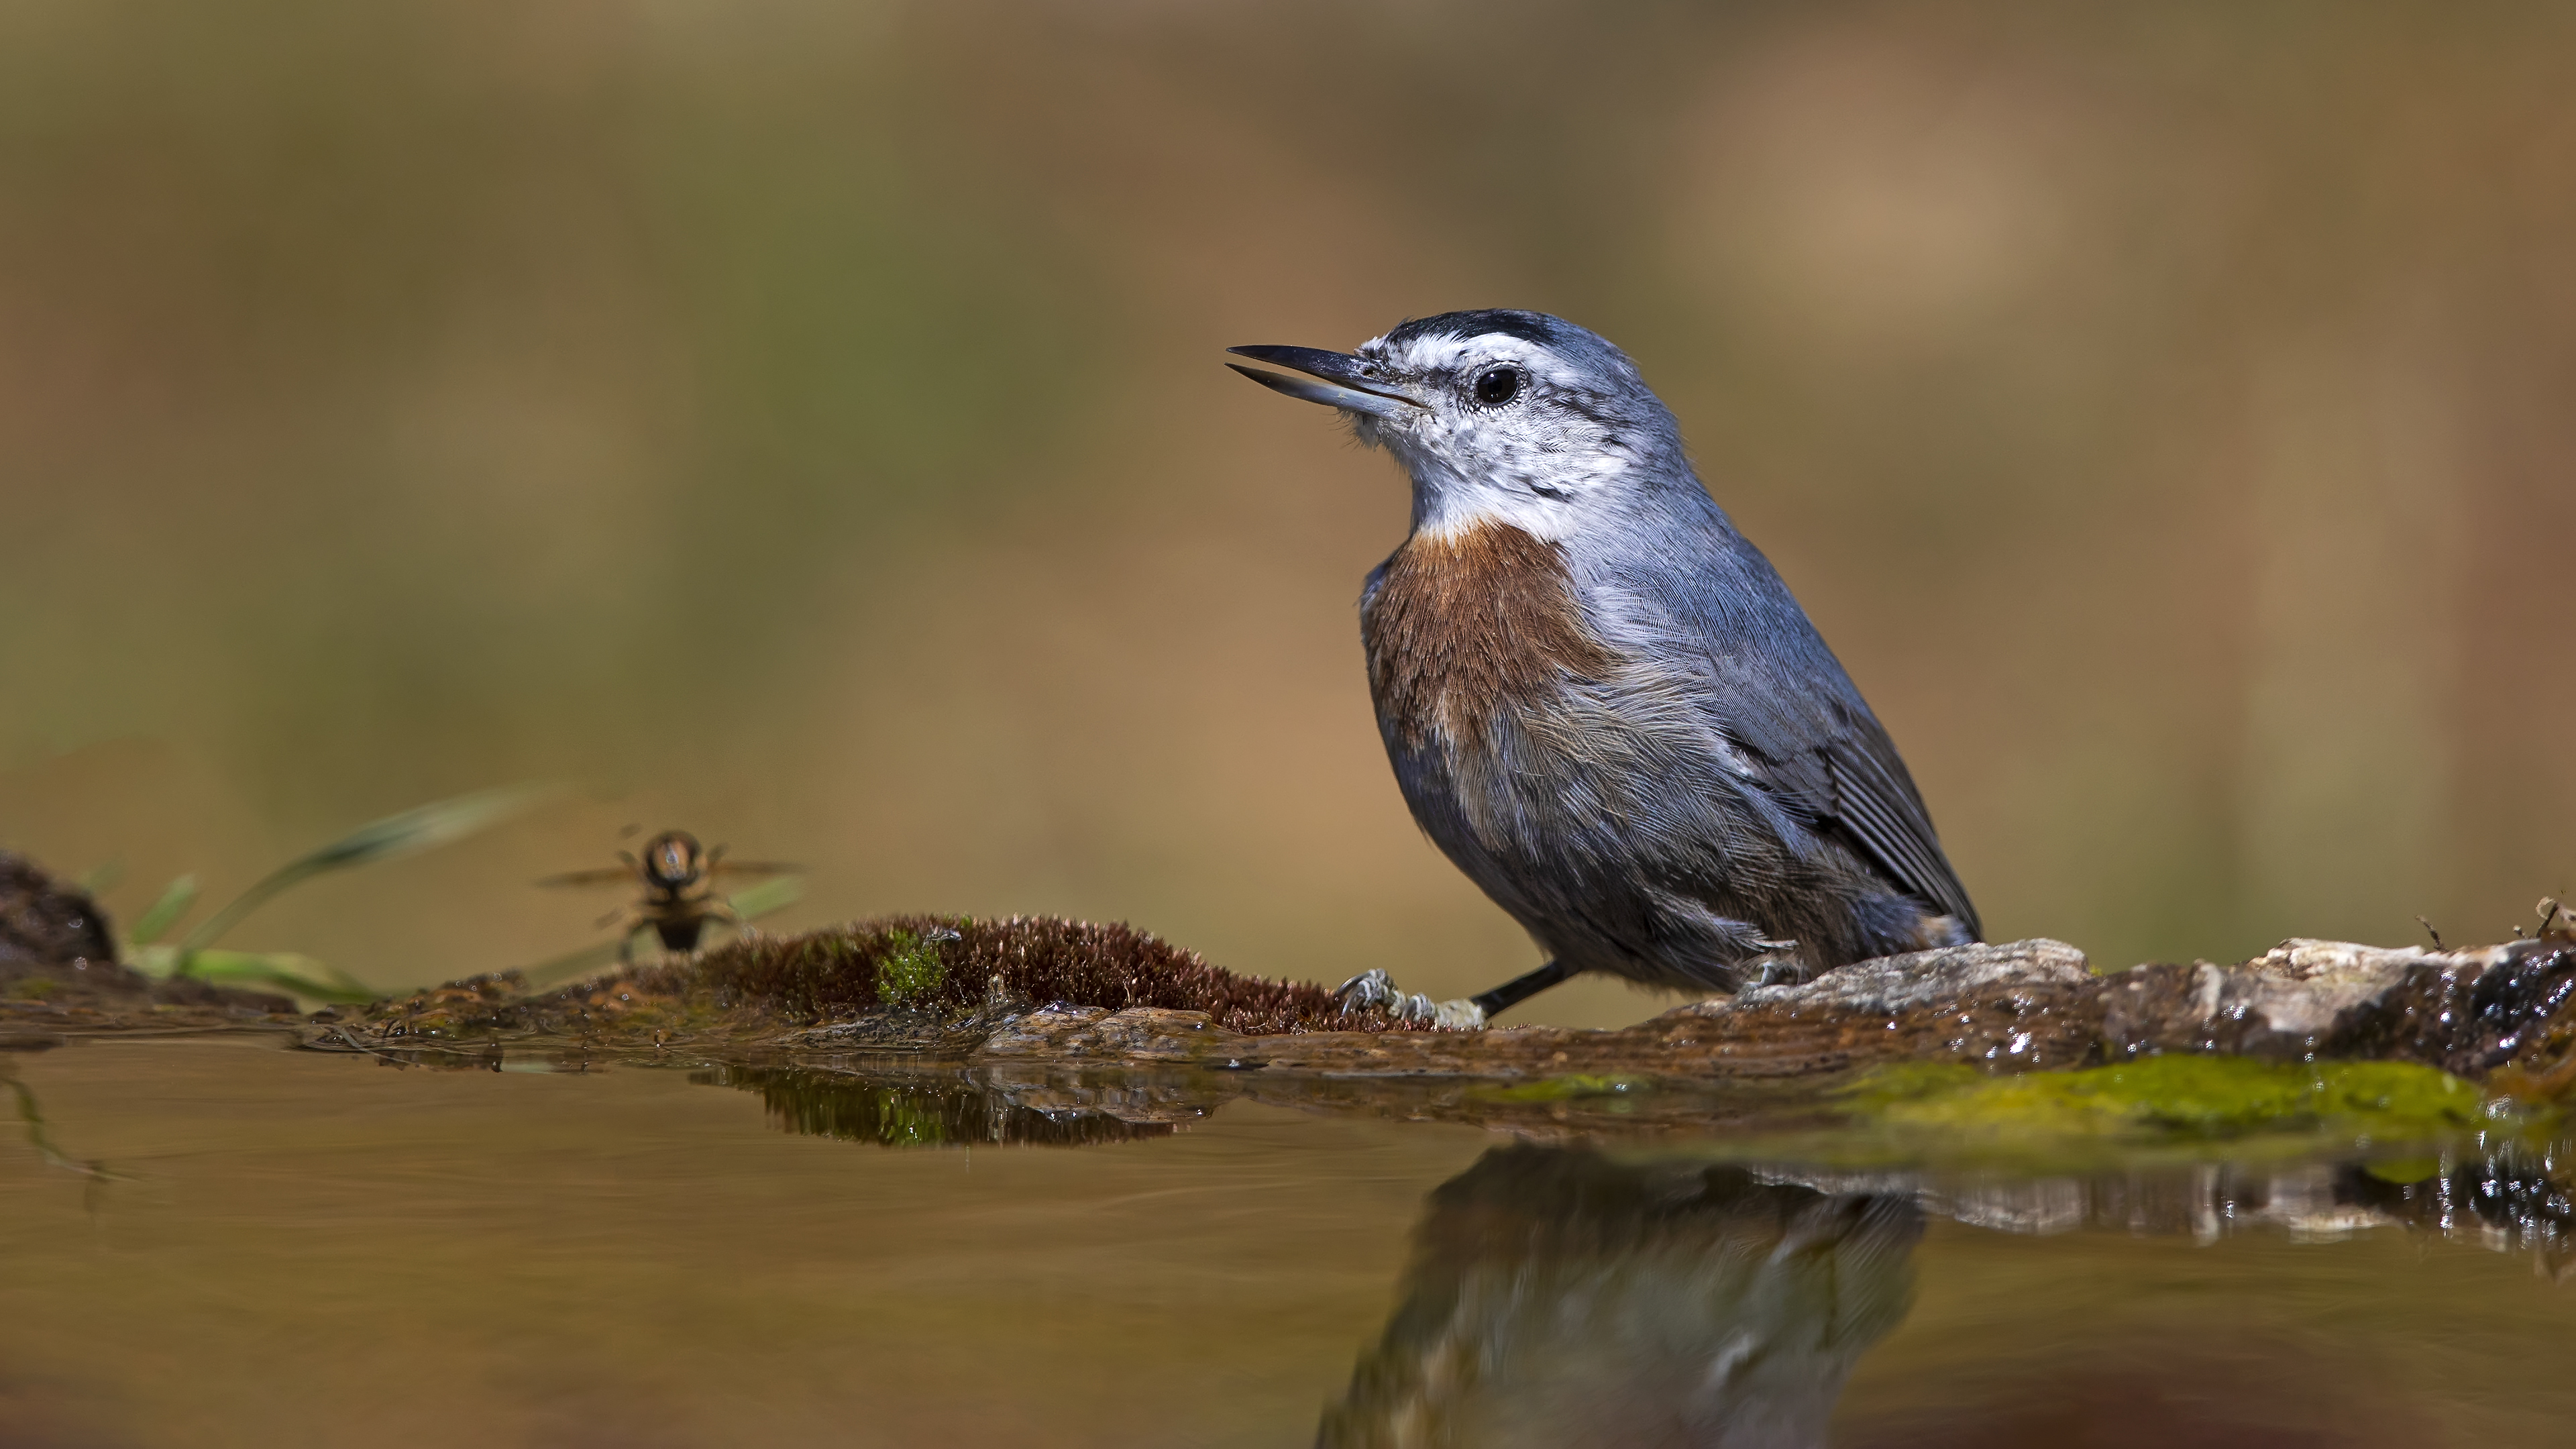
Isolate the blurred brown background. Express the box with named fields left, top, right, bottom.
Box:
left=2, top=0, right=2569, bottom=1026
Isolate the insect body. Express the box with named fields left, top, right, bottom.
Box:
left=538, top=830, right=798, bottom=960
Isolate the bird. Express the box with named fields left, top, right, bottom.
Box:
left=1226, top=310, right=1979, bottom=1026
left=1318, top=1144, right=1921, bottom=1446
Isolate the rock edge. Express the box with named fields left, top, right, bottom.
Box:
left=305, top=930, right=2576, bottom=1086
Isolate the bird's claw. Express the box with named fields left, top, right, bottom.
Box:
left=1333, top=968, right=1398, bottom=1012
left=1333, top=971, right=1487, bottom=1029
left=1334, top=969, right=1430, bottom=1019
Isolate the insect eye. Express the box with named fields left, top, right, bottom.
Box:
left=1471, top=366, right=1524, bottom=407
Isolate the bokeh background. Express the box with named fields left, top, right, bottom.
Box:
left=3, top=0, right=2570, bottom=1025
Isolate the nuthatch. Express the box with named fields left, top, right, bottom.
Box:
left=1228, top=311, right=1979, bottom=1026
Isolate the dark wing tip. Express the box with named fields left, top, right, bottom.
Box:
left=1823, top=742, right=1982, bottom=940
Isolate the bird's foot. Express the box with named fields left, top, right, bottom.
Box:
left=1738, top=939, right=1805, bottom=988
left=1333, top=969, right=1427, bottom=1020
left=1332, top=967, right=1394, bottom=1012
left=1332, top=970, right=1485, bottom=1028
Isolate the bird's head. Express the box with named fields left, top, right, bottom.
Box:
left=1228, top=310, right=1688, bottom=541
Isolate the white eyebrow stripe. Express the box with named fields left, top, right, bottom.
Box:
left=1365, top=332, right=1590, bottom=392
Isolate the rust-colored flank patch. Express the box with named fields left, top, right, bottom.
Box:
left=1362, top=521, right=1617, bottom=750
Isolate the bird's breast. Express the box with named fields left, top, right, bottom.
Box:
left=1360, top=521, right=1618, bottom=754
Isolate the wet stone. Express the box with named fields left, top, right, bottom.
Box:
left=0, top=885, right=2551, bottom=1099
left=267, top=917, right=2576, bottom=1097
left=2098, top=937, right=2576, bottom=1073
left=976, top=1006, right=1220, bottom=1063
left=1649, top=938, right=2104, bottom=1077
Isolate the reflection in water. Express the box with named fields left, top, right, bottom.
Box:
left=690, top=1063, right=2576, bottom=1271
left=691, top=1063, right=2576, bottom=1277
left=1789, top=1145, right=2576, bottom=1267
left=2341, top=1148, right=2576, bottom=1259
left=0, top=1053, right=117, bottom=1209
left=1320, top=1145, right=1921, bottom=1449
left=691, top=1065, right=1179, bottom=1148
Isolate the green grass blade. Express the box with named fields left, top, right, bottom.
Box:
left=726, top=875, right=804, bottom=922
left=178, top=783, right=553, bottom=957
left=119, top=943, right=374, bottom=1004
left=176, top=949, right=376, bottom=1004
left=289, top=782, right=555, bottom=873
left=126, top=875, right=199, bottom=949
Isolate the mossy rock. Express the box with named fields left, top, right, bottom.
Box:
left=323, top=914, right=1428, bottom=1051
left=682, top=914, right=1417, bottom=1034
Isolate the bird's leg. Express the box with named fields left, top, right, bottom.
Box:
left=1467, top=960, right=1568, bottom=1022
left=1336, top=962, right=1572, bottom=1031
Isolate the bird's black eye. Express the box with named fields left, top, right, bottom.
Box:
left=1471, top=366, right=1524, bottom=407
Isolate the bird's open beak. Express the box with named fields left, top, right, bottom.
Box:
left=1226, top=345, right=1426, bottom=421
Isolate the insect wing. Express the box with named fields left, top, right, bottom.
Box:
left=534, top=867, right=640, bottom=889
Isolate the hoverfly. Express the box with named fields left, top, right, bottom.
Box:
left=537, top=829, right=800, bottom=962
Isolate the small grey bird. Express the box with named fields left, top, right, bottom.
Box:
left=1228, top=311, right=1978, bottom=1025
left=1318, top=1146, right=1921, bottom=1447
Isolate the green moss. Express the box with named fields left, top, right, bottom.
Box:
left=1843, top=1056, right=2497, bottom=1142
left=1474, top=1074, right=1652, bottom=1104
left=5, top=977, right=57, bottom=1001
left=2364, top=1156, right=2443, bottom=1185
left=865, top=1088, right=953, bottom=1146
left=872, top=929, right=947, bottom=1006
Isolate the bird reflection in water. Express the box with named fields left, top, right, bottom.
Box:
left=1320, top=1145, right=1920, bottom=1449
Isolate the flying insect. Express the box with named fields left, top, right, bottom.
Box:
left=537, top=828, right=800, bottom=961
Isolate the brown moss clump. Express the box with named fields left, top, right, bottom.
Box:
left=0, top=851, right=291, bottom=1019
left=667, top=914, right=1422, bottom=1036
left=0, top=851, right=116, bottom=972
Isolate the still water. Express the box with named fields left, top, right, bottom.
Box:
left=4, top=1037, right=2573, bottom=1447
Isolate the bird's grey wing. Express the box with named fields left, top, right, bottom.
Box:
left=1701, top=693, right=1977, bottom=938
left=1816, top=710, right=1981, bottom=937
left=1636, top=544, right=1982, bottom=940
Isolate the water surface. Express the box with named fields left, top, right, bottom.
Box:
left=4, top=1038, right=2572, bottom=1446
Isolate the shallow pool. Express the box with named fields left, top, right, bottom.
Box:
left=3, top=1036, right=2571, bottom=1446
